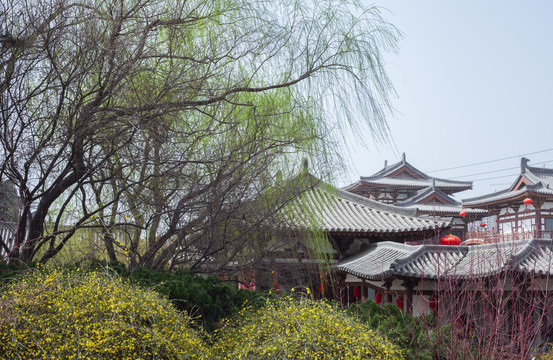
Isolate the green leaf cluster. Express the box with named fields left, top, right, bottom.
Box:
left=81, top=261, right=266, bottom=332
left=348, top=301, right=451, bottom=360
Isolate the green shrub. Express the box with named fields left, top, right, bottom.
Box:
left=348, top=301, right=449, bottom=360
left=0, top=261, right=33, bottom=284
left=81, top=262, right=264, bottom=332
left=211, top=296, right=404, bottom=359
left=0, top=268, right=208, bottom=359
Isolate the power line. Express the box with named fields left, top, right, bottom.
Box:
left=427, top=148, right=553, bottom=173
left=470, top=173, right=519, bottom=182
left=447, top=159, right=553, bottom=180
left=448, top=166, right=519, bottom=180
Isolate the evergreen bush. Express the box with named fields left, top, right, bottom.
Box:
left=84, top=262, right=264, bottom=332
left=348, top=300, right=451, bottom=360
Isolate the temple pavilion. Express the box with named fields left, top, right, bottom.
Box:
left=281, top=172, right=450, bottom=255
left=462, top=157, right=553, bottom=241
left=335, top=238, right=553, bottom=314
left=343, top=153, right=486, bottom=239
left=257, top=171, right=451, bottom=292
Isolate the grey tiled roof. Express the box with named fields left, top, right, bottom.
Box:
left=463, top=160, right=553, bottom=206
left=351, top=154, right=472, bottom=191
left=285, top=175, right=450, bottom=234
left=397, top=186, right=459, bottom=206
left=394, top=186, right=487, bottom=215
left=370, top=154, right=428, bottom=179
left=336, top=239, right=553, bottom=280
left=353, top=177, right=472, bottom=190
left=515, top=244, right=553, bottom=276
left=399, top=203, right=486, bottom=214
left=517, top=165, right=553, bottom=188
left=335, top=242, right=420, bottom=279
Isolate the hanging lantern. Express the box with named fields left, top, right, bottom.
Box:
left=396, top=295, right=404, bottom=309
left=523, top=198, right=533, bottom=205
left=440, top=234, right=461, bottom=246
left=429, top=296, right=437, bottom=310
left=353, top=287, right=361, bottom=299
left=319, top=274, right=327, bottom=294
left=375, top=292, right=383, bottom=304
left=320, top=281, right=326, bottom=294
left=459, top=210, right=467, bottom=218
left=480, top=222, right=487, bottom=228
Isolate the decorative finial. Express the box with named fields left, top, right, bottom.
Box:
left=402, top=152, right=406, bottom=163
left=521, top=157, right=529, bottom=172
left=384, top=160, right=388, bottom=168
left=431, top=178, right=436, bottom=190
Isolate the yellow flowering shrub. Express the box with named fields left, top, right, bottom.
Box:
left=211, top=297, right=404, bottom=359
left=0, top=268, right=207, bottom=359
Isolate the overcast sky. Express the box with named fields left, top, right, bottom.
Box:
left=339, top=1, right=553, bottom=201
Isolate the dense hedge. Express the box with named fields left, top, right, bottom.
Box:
left=211, top=297, right=404, bottom=360
left=0, top=268, right=409, bottom=359
left=0, top=261, right=266, bottom=332
left=348, top=300, right=451, bottom=360
left=0, top=268, right=208, bottom=359
left=86, top=262, right=265, bottom=332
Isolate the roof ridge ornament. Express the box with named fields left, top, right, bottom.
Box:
left=402, top=152, right=406, bottom=163
left=521, top=157, right=529, bottom=172
left=384, top=160, right=388, bottom=168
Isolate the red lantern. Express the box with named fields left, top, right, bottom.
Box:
left=440, top=234, right=461, bottom=246
left=429, top=296, right=437, bottom=310
left=396, top=295, right=404, bottom=309
left=375, top=292, right=383, bottom=304
left=459, top=210, right=467, bottom=218
left=320, top=282, right=326, bottom=294
left=353, top=287, right=361, bottom=299
left=480, top=222, right=487, bottom=228
left=523, top=198, right=533, bottom=205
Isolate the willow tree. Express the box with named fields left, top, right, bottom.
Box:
left=0, top=0, right=400, bottom=267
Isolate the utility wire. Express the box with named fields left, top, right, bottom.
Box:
left=448, top=166, right=519, bottom=180
left=427, top=148, right=553, bottom=173
left=447, top=159, right=553, bottom=180
left=470, top=173, right=519, bottom=182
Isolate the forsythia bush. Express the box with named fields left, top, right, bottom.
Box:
left=211, top=297, right=404, bottom=360
left=0, top=268, right=208, bottom=359
left=86, top=262, right=263, bottom=332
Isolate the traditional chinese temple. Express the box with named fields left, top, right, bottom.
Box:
left=344, top=153, right=486, bottom=238
left=334, top=238, right=553, bottom=338
left=259, top=171, right=451, bottom=291
left=283, top=173, right=450, bottom=255
left=462, top=157, right=553, bottom=241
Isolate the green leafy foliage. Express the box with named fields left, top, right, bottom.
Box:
left=82, top=261, right=265, bottom=332
left=0, top=261, right=33, bottom=284
left=348, top=301, right=451, bottom=360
